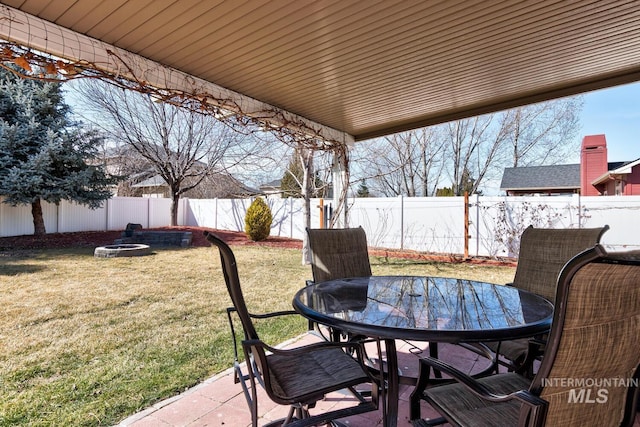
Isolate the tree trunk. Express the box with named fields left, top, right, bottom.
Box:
left=170, top=194, right=179, bottom=226
left=31, top=198, right=47, bottom=236
left=300, top=149, right=313, bottom=265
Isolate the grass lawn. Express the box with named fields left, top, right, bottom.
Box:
left=0, top=244, right=514, bottom=426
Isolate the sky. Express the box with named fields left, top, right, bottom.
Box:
left=66, top=79, right=639, bottom=164
left=476, top=81, right=640, bottom=194
left=576, top=81, right=640, bottom=163
left=65, top=78, right=640, bottom=194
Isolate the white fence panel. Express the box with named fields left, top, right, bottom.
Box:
left=474, top=195, right=588, bottom=257
left=267, top=197, right=305, bottom=239
left=347, top=197, right=465, bottom=253
left=215, top=199, right=250, bottom=232
left=107, top=198, right=151, bottom=229
left=58, top=200, right=107, bottom=232
left=0, top=198, right=57, bottom=236
left=403, top=196, right=465, bottom=253
left=289, top=198, right=308, bottom=239
left=1, top=198, right=35, bottom=236
left=43, top=202, right=58, bottom=234
left=2, top=194, right=640, bottom=255
left=348, top=197, right=402, bottom=249
left=580, top=195, right=640, bottom=249
left=149, top=198, right=172, bottom=227
left=188, top=197, right=305, bottom=239
left=186, top=199, right=218, bottom=229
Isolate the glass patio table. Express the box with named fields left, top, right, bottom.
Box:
left=292, top=275, right=554, bottom=427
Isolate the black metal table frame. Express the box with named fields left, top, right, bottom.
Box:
left=292, top=275, right=554, bottom=427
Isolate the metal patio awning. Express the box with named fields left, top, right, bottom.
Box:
left=1, top=0, right=639, bottom=144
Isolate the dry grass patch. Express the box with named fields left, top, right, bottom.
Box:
left=0, top=245, right=514, bottom=426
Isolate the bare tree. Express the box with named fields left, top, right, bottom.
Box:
left=446, top=115, right=511, bottom=196
left=277, top=147, right=336, bottom=263
left=352, top=97, right=583, bottom=196
left=351, top=128, right=447, bottom=196
left=73, top=80, right=251, bottom=225
left=502, top=96, right=583, bottom=167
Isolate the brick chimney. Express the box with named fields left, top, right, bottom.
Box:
left=580, top=134, right=608, bottom=196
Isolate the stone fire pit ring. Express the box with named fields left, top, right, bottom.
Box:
left=94, top=244, right=151, bottom=258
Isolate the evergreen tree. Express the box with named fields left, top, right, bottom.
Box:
left=356, top=179, right=370, bottom=197
left=280, top=153, right=303, bottom=198
left=435, top=186, right=454, bottom=196
left=436, top=170, right=483, bottom=196
left=456, top=168, right=483, bottom=196
left=0, top=67, right=118, bottom=235
left=280, top=150, right=330, bottom=199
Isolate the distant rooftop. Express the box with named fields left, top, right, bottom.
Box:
left=500, top=161, right=630, bottom=193
left=500, top=164, right=580, bottom=192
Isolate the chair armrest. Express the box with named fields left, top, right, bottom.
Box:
left=226, top=307, right=299, bottom=361
left=249, top=310, right=298, bottom=319
left=227, top=306, right=298, bottom=319
left=411, top=357, right=548, bottom=426
left=417, top=357, right=547, bottom=406
left=529, top=336, right=547, bottom=347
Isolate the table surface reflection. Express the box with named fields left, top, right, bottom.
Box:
left=293, top=275, right=554, bottom=343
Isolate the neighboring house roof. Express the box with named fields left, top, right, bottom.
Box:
left=132, top=175, right=166, bottom=188
left=500, top=164, right=581, bottom=192
left=592, top=158, right=640, bottom=185
left=500, top=161, right=635, bottom=193
left=132, top=173, right=261, bottom=198
left=259, top=179, right=282, bottom=193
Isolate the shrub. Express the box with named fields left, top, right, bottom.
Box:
left=244, top=197, right=272, bottom=241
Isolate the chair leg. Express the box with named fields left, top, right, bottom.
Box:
left=410, top=359, right=431, bottom=420
left=429, top=343, right=442, bottom=379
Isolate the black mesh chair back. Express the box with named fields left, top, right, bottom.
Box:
left=531, top=246, right=640, bottom=426
left=410, top=245, right=640, bottom=427
left=204, top=231, right=379, bottom=427
left=306, top=227, right=372, bottom=338
left=486, top=225, right=610, bottom=374
left=512, top=225, right=609, bottom=303
left=209, top=231, right=259, bottom=341
left=307, top=227, right=372, bottom=283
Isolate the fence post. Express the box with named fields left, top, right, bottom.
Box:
left=464, top=191, right=469, bottom=259
left=318, top=198, right=324, bottom=228
left=473, top=193, right=480, bottom=256
left=290, top=197, right=294, bottom=238
left=400, top=195, right=404, bottom=250
left=576, top=193, right=582, bottom=227
left=107, top=198, right=113, bottom=231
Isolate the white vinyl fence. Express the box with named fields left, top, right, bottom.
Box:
left=2, top=194, right=639, bottom=256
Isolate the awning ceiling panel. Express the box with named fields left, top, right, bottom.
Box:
left=1, top=0, right=640, bottom=142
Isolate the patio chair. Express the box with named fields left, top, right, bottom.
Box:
left=307, top=226, right=372, bottom=283
left=487, top=225, right=609, bottom=375
left=410, top=244, right=640, bottom=427
left=306, top=227, right=441, bottom=380
left=306, top=227, right=372, bottom=340
left=204, top=231, right=380, bottom=427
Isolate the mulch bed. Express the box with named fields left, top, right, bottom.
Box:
left=0, top=226, right=515, bottom=266
left=0, top=226, right=301, bottom=251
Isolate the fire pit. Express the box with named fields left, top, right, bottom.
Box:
left=94, top=244, right=151, bottom=258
